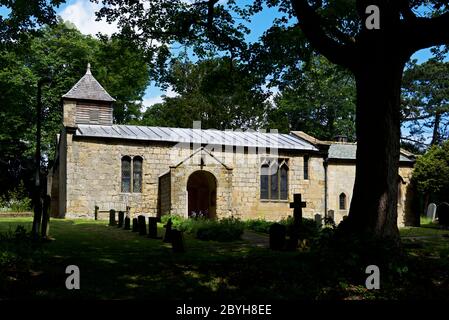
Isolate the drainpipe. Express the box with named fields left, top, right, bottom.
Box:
left=324, top=157, right=328, bottom=219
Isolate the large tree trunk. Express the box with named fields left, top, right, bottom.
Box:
left=340, top=31, right=411, bottom=241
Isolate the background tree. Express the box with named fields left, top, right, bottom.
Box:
left=401, top=59, right=449, bottom=149
left=267, top=55, right=356, bottom=139
left=140, top=57, right=269, bottom=129
left=95, top=0, right=449, bottom=240
left=412, top=141, right=449, bottom=205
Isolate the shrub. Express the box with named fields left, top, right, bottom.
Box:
left=0, top=182, right=32, bottom=212
left=245, top=216, right=320, bottom=240
left=160, top=214, right=185, bottom=227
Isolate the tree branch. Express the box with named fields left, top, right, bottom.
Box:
left=406, top=11, right=449, bottom=51
left=290, top=0, right=357, bottom=71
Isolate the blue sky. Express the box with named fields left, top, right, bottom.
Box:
left=0, top=0, right=438, bottom=108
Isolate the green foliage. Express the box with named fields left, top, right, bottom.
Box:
left=0, top=181, right=32, bottom=212
left=161, top=215, right=245, bottom=242
left=402, top=59, right=449, bottom=147
left=267, top=55, right=356, bottom=139
left=412, top=141, right=449, bottom=201
left=140, top=57, right=269, bottom=130
left=245, top=216, right=320, bottom=240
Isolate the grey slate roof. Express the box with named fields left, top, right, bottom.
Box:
left=328, top=143, right=414, bottom=162
left=62, top=64, right=115, bottom=102
left=76, top=124, right=319, bottom=151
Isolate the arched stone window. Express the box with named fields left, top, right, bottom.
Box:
left=260, top=159, right=289, bottom=201
left=121, top=156, right=143, bottom=193
left=133, top=156, right=143, bottom=193
left=121, top=156, right=131, bottom=193
left=339, top=193, right=347, bottom=210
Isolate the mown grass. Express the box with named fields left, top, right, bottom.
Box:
left=1, top=217, right=449, bottom=300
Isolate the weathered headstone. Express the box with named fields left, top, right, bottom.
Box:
left=109, top=209, right=116, bottom=226
left=148, top=217, right=159, bottom=238
left=132, top=218, right=138, bottom=232
left=94, top=205, right=99, bottom=221
left=427, top=203, right=437, bottom=221
left=118, top=211, right=125, bottom=228
left=438, top=202, right=449, bottom=227
left=138, top=215, right=147, bottom=235
left=327, top=210, right=335, bottom=225
left=314, top=213, right=322, bottom=227
left=269, top=223, right=286, bottom=250
left=163, top=218, right=173, bottom=243
left=124, top=216, right=131, bottom=230
left=171, top=229, right=185, bottom=253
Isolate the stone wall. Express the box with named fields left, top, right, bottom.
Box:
left=327, top=162, right=355, bottom=224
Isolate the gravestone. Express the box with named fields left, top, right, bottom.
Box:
left=138, top=215, right=147, bottom=235
left=427, top=203, right=437, bottom=221
left=288, top=193, right=306, bottom=249
left=118, top=211, right=125, bottom=228
left=171, top=229, right=185, bottom=253
left=94, top=205, right=99, bottom=221
left=438, top=202, right=449, bottom=227
left=327, top=210, right=335, bottom=225
left=163, top=218, right=173, bottom=243
left=132, top=218, right=138, bottom=232
left=109, top=209, right=116, bottom=226
left=124, top=216, right=131, bottom=230
left=314, top=213, right=322, bottom=228
left=269, top=223, right=286, bottom=250
left=148, top=217, right=159, bottom=239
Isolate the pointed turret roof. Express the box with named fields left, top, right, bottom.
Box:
left=62, top=64, right=115, bottom=102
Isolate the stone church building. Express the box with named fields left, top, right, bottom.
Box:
left=49, top=66, right=416, bottom=226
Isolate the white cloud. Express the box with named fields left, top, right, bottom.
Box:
left=142, top=87, right=178, bottom=109
left=60, top=0, right=118, bottom=37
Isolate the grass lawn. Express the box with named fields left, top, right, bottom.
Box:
left=1, top=218, right=449, bottom=300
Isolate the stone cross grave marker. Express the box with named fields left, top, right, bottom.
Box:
left=148, top=217, right=160, bottom=239
left=163, top=218, right=173, bottom=243
left=109, top=209, right=116, bottom=226
left=138, top=215, right=147, bottom=235
left=132, top=217, right=138, bottom=232
left=118, top=211, right=125, bottom=228
left=288, top=193, right=306, bottom=249
left=427, top=203, right=437, bottom=221
left=124, top=216, right=131, bottom=230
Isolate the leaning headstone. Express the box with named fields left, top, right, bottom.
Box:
left=427, top=203, right=437, bottom=221
left=314, top=213, right=322, bottom=228
left=138, top=215, right=147, bottom=235
left=148, top=217, right=159, bottom=239
left=269, top=223, right=286, bottom=250
left=124, top=216, right=131, bottom=230
left=132, top=218, right=138, bottom=232
left=163, top=218, right=173, bottom=243
left=109, top=209, right=116, bottom=226
left=118, top=211, right=125, bottom=228
left=171, top=229, right=185, bottom=253
left=438, top=202, right=449, bottom=227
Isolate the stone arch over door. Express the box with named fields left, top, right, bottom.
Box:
left=187, top=170, right=217, bottom=219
